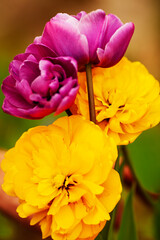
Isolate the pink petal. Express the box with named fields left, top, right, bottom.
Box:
left=78, top=9, right=106, bottom=61
left=41, top=16, right=89, bottom=66
left=97, top=22, right=135, bottom=67
left=19, top=61, right=40, bottom=83
left=26, top=43, right=57, bottom=60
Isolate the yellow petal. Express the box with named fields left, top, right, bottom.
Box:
left=69, top=142, right=94, bottom=175
left=37, top=179, right=58, bottom=196
left=98, top=169, right=122, bottom=213
left=68, top=185, right=86, bottom=202
left=48, top=191, right=68, bottom=215
left=40, top=215, right=52, bottom=239
left=74, top=200, right=87, bottom=219
left=30, top=210, right=48, bottom=225
left=17, top=203, right=42, bottom=218
left=67, top=222, right=82, bottom=240
left=83, top=199, right=110, bottom=225
left=81, top=180, right=104, bottom=195
left=54, top=205, right=75, bottom=229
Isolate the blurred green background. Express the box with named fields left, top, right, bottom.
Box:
left=0, top=0, right=160, bottom=239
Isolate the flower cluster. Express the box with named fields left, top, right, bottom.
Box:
left=1, top=8, right=160, bottom=240
left=70, top=57, right=160, bottom=145
left=1, top=116, right=122, bottom=240
left=2, top=9, right=134, bottom=119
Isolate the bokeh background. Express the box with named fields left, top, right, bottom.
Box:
left=0, top=0, right=160, bottom=240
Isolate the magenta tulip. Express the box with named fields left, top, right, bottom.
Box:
left=38, top=9, right=135, bottom=70
left=2, top=43, right=79, bottom=119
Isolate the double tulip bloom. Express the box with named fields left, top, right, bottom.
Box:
left=2, top=44, right=79, bottom=119
left=1, top=9, right=135, bottom=119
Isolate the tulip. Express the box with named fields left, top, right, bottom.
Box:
left=2, top=43, right=79, bottom=119
left=39, top=9, right=134, bottom=70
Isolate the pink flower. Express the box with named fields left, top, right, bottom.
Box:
left=37, top=9, right=134, bottom=70
left=2, top=43, right=79, bottom=119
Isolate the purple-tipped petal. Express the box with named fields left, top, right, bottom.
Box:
left=39, top=59, right=61, bottom=79
left=98, top=14, right=123, bottom=50
left=3, top=100, right=53, bottom=119
left=49, top=78, right=59, bottom=94
left=28, top=107, right=53, bottom=119
left=19, top=61, right=40, bottom=83
left=2, top=75, right=16, bottom=88
left=2, top=76, right=32, bottom=109
left=49, top=93, right=62, bottom=109
left=97, top=22, right=135, bottom=67
left=73, top=11, right=87, bottom=20
left=69, top=85, right=79, bottom=98
left=26, top=43, right=57, bottom=60
left=14, top=53, right=30, bottom=62
left=34, top=36, right=42, bottom=44
left=55, top=96, right=73, bottom=115
left=41, top=17, right=89, bottom=66
left=78, top=9, right=106, bottom=61
left=2, top=100, right=31, bottom=118
left=59, top=78, right=77, bottom=97
left=9, top=53, right=30, bottom=81
left=49, top=57, right=78, bottom=79
left=52, top=13, right=72, bottom=21
left=31, top=76, right=50, bottom=97
left=16, top=80, right=33, bottom=103
left=26, top=54, right=37, bottom=62
left=2, top=84, right=33, bottom=109
left=55, top=83, right=79, bottom=115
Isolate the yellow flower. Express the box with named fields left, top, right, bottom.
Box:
left=1, top=116, right=122, bottom=240
left=70, top=57, right=160, bottom=145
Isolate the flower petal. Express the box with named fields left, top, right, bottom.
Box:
left=54, top=205, right=75, bottom=229
left=97, top=22, right=135, bottom=67
left=99, top=169, right=122, bottom=213
left=26, top=43, right=57, bottom=60
left=41, top=15, right=89, bottom=67
left=78, top=9, right=106, bottom=61
left=99, top=14, right=123, bottom=48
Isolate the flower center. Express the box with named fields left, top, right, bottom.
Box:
left=53, top=174, right=77, bottom=196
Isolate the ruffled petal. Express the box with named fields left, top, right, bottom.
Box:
left=26, top=43, right=57, bottom=60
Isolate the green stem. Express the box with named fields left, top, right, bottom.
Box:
left=85, top=64, right=96, bottom=123
left=121, top=145, right=155, bottom=207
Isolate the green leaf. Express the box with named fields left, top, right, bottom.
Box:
left=154, top=200, right=160, bottom=240
left=118, top=189, right=138, bottom=240
left=107, top=209, right=116, bottom=240
left=95, top=234, right=104, bottom=240
left=0, top=213, right=14, bottom=239
left=127, top=126, right=160, bottom=193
